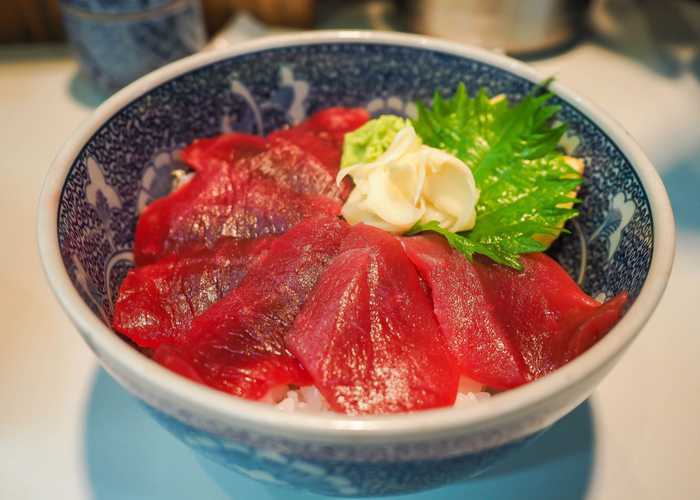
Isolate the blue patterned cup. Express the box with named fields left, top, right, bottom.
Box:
left=38, top=32, right=675, bottom=497
left=60, top=0, right=206, bottom=94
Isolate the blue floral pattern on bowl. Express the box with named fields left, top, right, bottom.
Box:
left=54, top=41, right=654, bottom=496
left=145, top=403, right=543, bottom=497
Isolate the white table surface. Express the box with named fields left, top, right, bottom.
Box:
left=1, top=8, right=699, bottom=500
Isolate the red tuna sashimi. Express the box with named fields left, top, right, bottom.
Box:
left=401, top=235, right=528, bottom=389
left=152, top=344, right=204, bottom=383
left=287, top=224, right=459, bottom=415
left=180, top=133, right=267, bottom=171
left=236, top=137, right=350, bottom=201
left=154, top=341, right=309, bottom=397
left=474, top=253, right=628, bottom=379
left=182, top=133, right=349, bottom=201
left=564, top=292, right=628, bottom=362
left=173, top=217, right=349, bottom=400
left=113, top=236, right=274, bottom=348
left=268, top=107, right=369, bottom=175
left=133, top=159, right=341, bottom=265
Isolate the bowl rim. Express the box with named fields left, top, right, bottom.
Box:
left=38, top=30, right=675, bottom=442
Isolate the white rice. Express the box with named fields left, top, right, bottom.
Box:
left=274, top=386, right=332, bottom=413
left=172, top=170, right=195, bottom=190
left=269, top=377, right=491, bottom=413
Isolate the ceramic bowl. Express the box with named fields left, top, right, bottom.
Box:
left=38, top=31, right=674, bottom=497
left=60, top=0, right=206, bottom=94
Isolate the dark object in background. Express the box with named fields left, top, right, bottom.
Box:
left=228, top=0, right=315, bottom=27
left=59, top=0, right=206, bottom=94
left=0, top=0, right=65, bottom=42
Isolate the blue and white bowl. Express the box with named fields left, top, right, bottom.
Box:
left=38, top=31, right=675, bottom=497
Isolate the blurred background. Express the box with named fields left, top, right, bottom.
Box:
left=2, top=0, right=698, bottom=94
left=1, top=1, right=699, bottom=500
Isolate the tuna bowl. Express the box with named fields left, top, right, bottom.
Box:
left=38, top=31, right=674, bottom=497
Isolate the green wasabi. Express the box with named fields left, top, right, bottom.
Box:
left=340, top=115, right=407, bottom=168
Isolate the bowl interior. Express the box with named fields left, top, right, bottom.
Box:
left=56, top=40, right=653, bottom=355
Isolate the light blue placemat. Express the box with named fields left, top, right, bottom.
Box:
left=85, top=369, right=594, bottom=500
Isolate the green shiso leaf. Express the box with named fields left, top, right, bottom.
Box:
left=410, top=82, right=582, bottom=271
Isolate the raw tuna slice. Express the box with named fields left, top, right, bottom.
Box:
left=564, top=292, right=628, bottom=362
left=287, top=224, right=459, bottom=415
left=112, top=236, right=274, bottom=348
left=268, top=107, right=369, bottom=175
left=180, top=133, right=267, bottom=171
left=184, top=134, right=348, bottom=200
left=401, top=235, right=528, bottom=389
left=173, top=217, right=349, bottom=400
left=152, top=344, right=204, bottom=383
left=133, top=158, right=341, bottom=265
left=236, top=137, right=350, bottom=201
left=474, top=253, right=627, bottom=379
